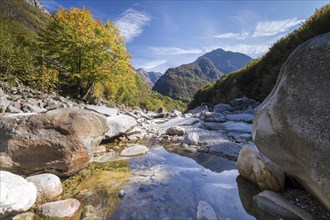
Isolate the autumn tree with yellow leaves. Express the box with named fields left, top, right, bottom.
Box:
left=40, top=7, right=132, bottom=99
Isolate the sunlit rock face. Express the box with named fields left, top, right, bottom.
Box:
left=253, top=32, right=330, bottom=210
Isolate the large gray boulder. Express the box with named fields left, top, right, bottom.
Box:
left=253, top=33, right=330, bottom=210
left=0, top=171, right=37, bottom=219
left=0, top=108, right=108, bottom=176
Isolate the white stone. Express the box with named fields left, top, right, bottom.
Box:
left=120, top=144, right=148, bottom=157
left=104, top=115, right=137, bottom=139
left=85, top=105, right=118, bottom=117
left=183, top=132, right=199, bottom=145
left=36, top=199, right=80, bottom=219
left=25, top=173, right=62, bottom=204
left=0, top=171, right=37, bottom=219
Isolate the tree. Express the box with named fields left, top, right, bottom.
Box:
left=40, top=7, right=131, bottom=98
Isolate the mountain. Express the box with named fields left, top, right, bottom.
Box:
left=152, top=49, right=252, bottom=102
left=136, top=68, right=162, bottom=87
left=199, top=48, right=252, bottom=74
left=188, top=5, right=330, bottom=110
left=0, top=0, right=49, bottom=34
left=152, top=57, right=223, bottom=102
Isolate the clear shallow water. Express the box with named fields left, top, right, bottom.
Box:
left=109, top=146, right=255, bottom=220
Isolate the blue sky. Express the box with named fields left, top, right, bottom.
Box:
left=41, top=0, right=329, bottom=73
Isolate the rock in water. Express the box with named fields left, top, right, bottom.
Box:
left=0, top=171, right=37, bottom=219
left=253, top=33, right=330, bottom=210
left=237, top=145, right=285, bottom=192
left=253, top=190, right=312, bottom=220
left=36, top=199, right=81, bottom=219
left=25, top=173, right=63, bottom=204
left=0, top=108, right=108, bottom=176
left=196, top=200, right=217, bottom=220
left=120, top=144, right=148, bottom=157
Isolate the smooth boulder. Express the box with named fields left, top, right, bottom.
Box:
left=253, top=33, right=330, bottom=210
left=104, top=115, right=137, bottom=139
left=120, top=144, right=148, bottom=157
left=25, top=173, right=63, bottom=204
left=253, top=190, right=312, bottom=220
left=237, top=145, right=285, bottom=192
left=36, top=199, right=81, bottom=219
left=0, top=171, right=37, bottom=219
left=166, top=126, right=186, bottom=136
left=0, top=108, right=108, bottom=176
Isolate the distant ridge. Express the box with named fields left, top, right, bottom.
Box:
left=152, top=48, right=252, bottom=102
left=136, top=68, right=162, bottom=87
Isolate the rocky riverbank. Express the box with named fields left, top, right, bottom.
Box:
left=0, top=75, right=329, bottom=219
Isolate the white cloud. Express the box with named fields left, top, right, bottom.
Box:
left=140, top=60, right=168, bottom=69
left=204, top=44, right=270, bottom=57
left=212, top=32, right=249, bottom=40
left=253, top=18, right=303, bottom=37
left=115, top=9, right=151, bottom=43
left=41, top=0, right=60, bottom=11
left=149, top=47, right=203, bottom=55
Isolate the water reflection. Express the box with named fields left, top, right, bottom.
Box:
left=109, top=146, right=255, bottom=220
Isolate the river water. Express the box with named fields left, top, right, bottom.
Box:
left=109, top=146, right=255, bottom=220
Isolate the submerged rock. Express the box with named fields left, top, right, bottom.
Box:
left=0, top=108, right=108, bottom=176
left=25, top=173, right=62, bottom=204
left=253, top=33, right=330, bottom=210
left=237, top=145, right=285, bottom=192
left=62, top=161, right=130, bottom=219
left=120, top=144, right=149, bottom=157
left=36, top=199, right=81, bottom=219
left=253, top=190, right=312, bottom=220
left=0, top=171, right=37, bottom=219
left=196, top=200, right=217, bottom=220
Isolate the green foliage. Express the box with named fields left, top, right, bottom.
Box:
left=0, top=17, right=35, bottom=84
left=189, top=4, right=330, bottom=109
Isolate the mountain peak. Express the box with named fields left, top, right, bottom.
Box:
left=198, top=48, right=252, bottom=74
left=136, top=68, right=162, bottom=87
left=25, top=0, right=49, bottom=14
